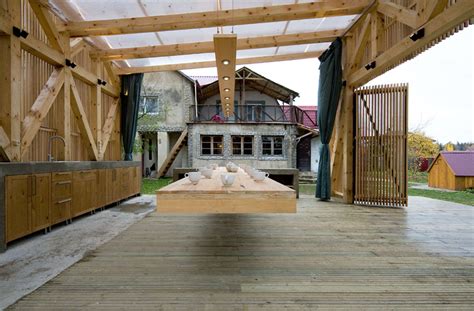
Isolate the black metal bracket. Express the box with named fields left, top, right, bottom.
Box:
left=12, top=26, right=21, bottom=37
left=365, top=61, right=376, bottom=70
left=12, top=26, right=29, bottom=38
left=65, top=59, right=77, bottom=68
left=409, top=28, right=425, bottom=41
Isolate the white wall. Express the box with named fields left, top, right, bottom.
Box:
left=311, top=136, right=322, bottom=173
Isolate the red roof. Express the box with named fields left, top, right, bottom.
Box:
left=298, top=106, right=317, bottom=129
left=282, top=105, right=318, bottom=129
left=429, top=151, right=474, bottom=176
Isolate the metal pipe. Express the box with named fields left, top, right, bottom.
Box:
left=48, top=135, right=66, bottom=161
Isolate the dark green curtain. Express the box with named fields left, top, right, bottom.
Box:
left=121, top=73, right=144, bottom=161
left=316, top=38, right=343, bottom=200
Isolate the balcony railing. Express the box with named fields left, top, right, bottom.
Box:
left=189, top=104, right=317, bottom=128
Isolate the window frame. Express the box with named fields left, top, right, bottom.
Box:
left=200, top=135, right=224, bottom=156
left=139, top=95, right=160, bottom=115
left=245, top=100, right=265, bottom=121
left=261, top=136, right=284, bottom=156
left=232, top=135, right=254, bottom=156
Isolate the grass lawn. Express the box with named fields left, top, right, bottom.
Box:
left=408, top=188, right=474, bottom=206
left=408, top=170, right=428, bottom=183
left=141, top=178, right=171, bottom=194
left=299, top=184, right=316, bottom=196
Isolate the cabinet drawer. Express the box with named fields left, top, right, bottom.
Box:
left=73, top=170, right=97, bottom=181
left=51, top=198, right=72, bottom=224
left=52, top=172, right=72, bottom=182
left=52, top=180, right=72, bottom=199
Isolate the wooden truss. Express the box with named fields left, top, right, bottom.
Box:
left=0, top=0, right=121, bottom=162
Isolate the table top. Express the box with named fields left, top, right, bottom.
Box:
left=157, top=167, right=295, bottom=195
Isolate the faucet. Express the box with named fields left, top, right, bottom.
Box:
left=48, top=135, right=66, bottom=161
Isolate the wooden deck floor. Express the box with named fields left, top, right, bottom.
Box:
left=10, top=196, right=474, bottom=310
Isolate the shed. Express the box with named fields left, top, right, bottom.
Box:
left=427, top=151, right=474, bottom=190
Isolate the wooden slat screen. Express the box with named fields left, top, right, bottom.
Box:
left=354, top=84, right=408, bottom=207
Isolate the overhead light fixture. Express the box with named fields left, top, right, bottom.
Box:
left=214, top=34, right=237, bottom=117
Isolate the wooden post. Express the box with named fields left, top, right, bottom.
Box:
left=342, top=86, right=354, bottom=203
left=91, top=56, right=102, bottom=158
left=58, top=33, right=71, bottom=160
left=0, top=0, right=21, bottom=161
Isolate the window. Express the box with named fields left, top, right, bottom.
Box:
left=245, top=101, right=264, bottom=121
left=201, top=135, right=223, bottom=155
left=232, top=136, right=253, bottom=155
left=262, top=136, right=283, bottom=156
left=139, top=96, right=160, bottom=114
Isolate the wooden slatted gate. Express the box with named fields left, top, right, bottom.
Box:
left=354, top=84, right=408, bottom=207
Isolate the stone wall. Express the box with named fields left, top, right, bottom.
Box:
left=188, top=123, right=296, bottom=169
left=139, top=71, right=194, bottom=132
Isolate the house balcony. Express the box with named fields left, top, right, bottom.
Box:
left=189, top=104, right=317, bottom=128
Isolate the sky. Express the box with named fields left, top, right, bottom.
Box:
left=184, top=27, right=474, bottom=144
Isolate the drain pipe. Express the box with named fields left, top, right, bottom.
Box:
left=194, top=80, right=198, bottom=119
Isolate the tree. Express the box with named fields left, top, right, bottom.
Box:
left=408, top=131, right=439, bottom=172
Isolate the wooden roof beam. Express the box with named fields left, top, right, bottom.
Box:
left=115, top=50, right=324, bottom=75
left=60, top=0, right=370, bottom=37
left=349, top=0, right=474, bottom=87
left=94, top=30, right=342, bottom=61
left=377, top=0, right=419, bottom=29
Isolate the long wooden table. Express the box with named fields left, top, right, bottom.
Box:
left=156, top=167, right=296, bottom=213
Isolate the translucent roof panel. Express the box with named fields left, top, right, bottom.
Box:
left=159, top=27, right=219, bottom=45
left=48, top=0, right=362, bottom=69
left=104, top=33, right=161, bottom=49
left=275, top=43, right=330, bottom=55
left=220, top=0, right=315, bottom=10
left=223, top=21, right=288, bottom=37
left=50, top=0, right=217, bottom=21
left=237, top=47, right=277, bottom=58
left=126, top=53, right=217, bottom=67
left=287, top=15, right=359, bottom=33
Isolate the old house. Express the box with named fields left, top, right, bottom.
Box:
left=141, top=67, right=319, bottom=177
left=136, top=71, right=195, bottom=177
left=428, top=151, right=474, bottom=190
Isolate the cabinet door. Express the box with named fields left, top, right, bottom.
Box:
left=51, top=199, right=71, bottom=224
left=5, top=175, right=31, bottom=242
left=97, top=169, right=107, bottom=208
left=106, top=169, right=114, bottom=205
left=30, top=173, right=51, bottom=232
left=72, top=172, right=85, bottom=217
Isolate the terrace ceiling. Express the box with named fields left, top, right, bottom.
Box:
left=48, top=0, right=370, bottom=73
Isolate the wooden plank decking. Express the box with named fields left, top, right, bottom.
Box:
left=9, top=196, right=474, bottom=309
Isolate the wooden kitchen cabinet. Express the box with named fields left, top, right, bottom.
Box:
left=5, top=173, right=51, bottom=243
left=96, top=169, right=107, bottom=208
left=5, top=175, right=30, bottom=242
left=30, top=173, right=51, bottom=232
left=72, top=170, right=97, bottom=217
left=51, top=172, right=72, bottom=224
